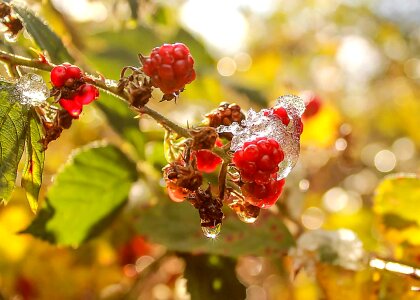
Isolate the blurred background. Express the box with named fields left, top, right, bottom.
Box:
left=0, top=0, right=419, bottom=299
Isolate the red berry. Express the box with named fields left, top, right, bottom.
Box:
left=166, top=181, right=189, bottom=203
left=195, top=150, right=222, bottom=173
left=242, top=178, right=285, bottom=209
left=51, top=64, right=83, bottom=87
left=59, top=98, right=83, bottom=118
left=142, top=43, right=196, bottom=94
left=302, top=93, right=322, bottom=119
left=66, top=65, right=82, bottom=79
left=233, top=137, right=284, bottom=184
left=75, top=84, right=99, bottom=105
left=118, top=236, right=152, bottom=266
left=272, top=106, right=290, bottom=125
left=50, top=66, right=68, bottom=87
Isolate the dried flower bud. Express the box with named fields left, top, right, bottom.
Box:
left=163, top=160, right=202, bottom=191
left=189, top=126, right=218, bottom=150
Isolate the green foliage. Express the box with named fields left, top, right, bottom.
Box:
left=11, top=3, right=72, bottom=63
left=182, top=254, right=246, bottom=300
left=21, top=110, right=45, bottom=213
left=0, top=81, right=29, bottom=203
left=23, top=144, right=137, bottom=246
left=137, top=200, right=294, bottom=257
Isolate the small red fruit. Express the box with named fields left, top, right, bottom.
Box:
left=50, top=63, right=83, bottom=88
left=118, top=236, right=152, bottom=266
left=242, top=178, right=285, bottom=209
left=50, top=66, right=67, bottom=87
left=302, top=92, right=322, bottom=119
left=166, top=180, right=189, bottom=202
left=233, top=137, right=284, bottom=184
left=59, top=98, right=83, bottom=118
left=142, top=43, right=196, bottom=94
left=195, top=150, right=222, bottom=173
left=263, top=106, right=290, bottom=125
left=75, top=84, right=100, bottom=105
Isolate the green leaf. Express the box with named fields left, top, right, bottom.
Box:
left=0, top=81, right=30, bottom=204
left=22, top=143, right=138, bottom=246
left=136, top=200, right=294, bottom=257
left=12, top=3, right=73, bottom=63
left=182, top=254, right=246, bottom=300
left=21, top=110, right=45, bottom=213
left=95, top=95, right=145, bottom=159
left=373, top=173, right=420, bottom=245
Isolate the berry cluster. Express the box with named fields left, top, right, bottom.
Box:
left=142, top=43, right=196, bottom=95
left=233, top=137, right=286, bottom=208
left=51, top=64, right=99, bottom=118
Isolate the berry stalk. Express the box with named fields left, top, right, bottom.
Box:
left=0, top=50, right=193, bottom=140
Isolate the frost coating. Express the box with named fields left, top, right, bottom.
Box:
left=105, top=79, right=119, bottom=88
left=217, top=95, right=305, bottom=180
left=13, top=73, right=49, bottom=106
left=289, top=229, right=365, bottom=272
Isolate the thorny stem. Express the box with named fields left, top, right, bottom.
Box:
left=218, top=161, right=228, bottom=201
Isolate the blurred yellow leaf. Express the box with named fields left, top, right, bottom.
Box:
left=373, top=174, right=420, bottom=246
left=301, top=103, right=341, bottom=148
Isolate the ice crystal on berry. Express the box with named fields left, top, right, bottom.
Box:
left=12, top=73, right=49, bottom=106
left=218, top=95, right=305, bottom=180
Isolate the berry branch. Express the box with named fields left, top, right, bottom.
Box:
left=0, top=41, right=304, bottom=239
left=0, top=49, right=192, bottom=140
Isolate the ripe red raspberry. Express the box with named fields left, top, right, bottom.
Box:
left=242, top=178, right=285, bottom=209
left=232, top=137, right=284, bottom=184
left=142, top=43, right=196, bottom=94
left=302, top=93, right=322, bottom=119
left=51, top=63, right=82, bottom=87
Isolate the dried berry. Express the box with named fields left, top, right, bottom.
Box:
left=141, top=43, right=196, bottom=95
left=163, top=160, right=202, bottom=192
left=188, top=186, right=224, bottom=228
left=206, top=102, right=245, bottom=128
left=190, top=126, right=218, bottom=151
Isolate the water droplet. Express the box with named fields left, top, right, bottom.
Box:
left=201, top=223, right=221, bottom=239
left=237, top=212, right=258, bottom=224
left=13, top=73, right=49, bottom=106
left=218, top=94, right=305, bottom=179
